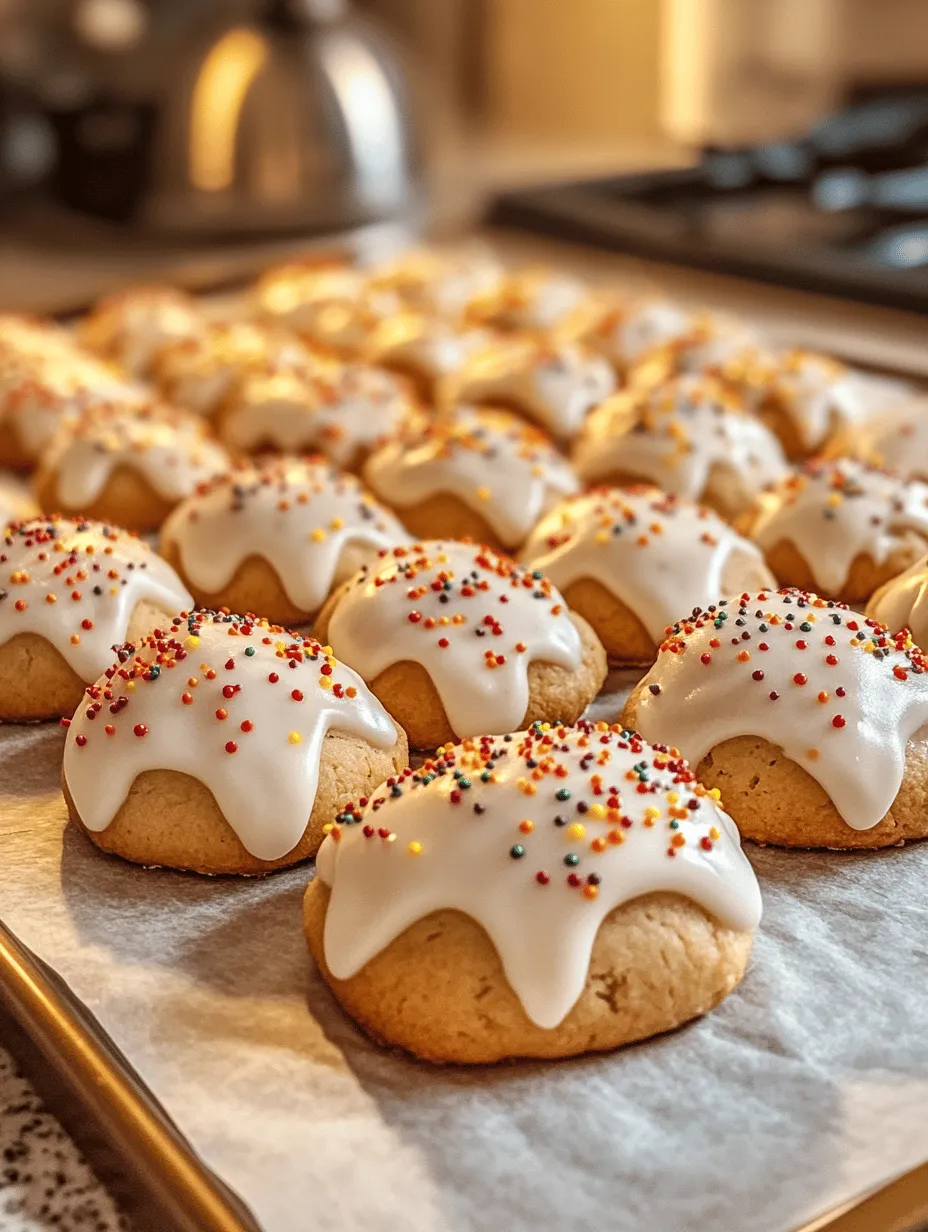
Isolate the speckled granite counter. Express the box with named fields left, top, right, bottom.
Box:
left=0, top=1046, right=124, bottom=1232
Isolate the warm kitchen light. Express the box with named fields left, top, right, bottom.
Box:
left=188, top=27, right=268, bottom=193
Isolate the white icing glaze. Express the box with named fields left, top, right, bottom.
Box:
left=867, top=553, right=928, bottom=649
left=572, top=374, right=789, bottom=509
left=80, top=287, right=204, bottom=376
left=521, top=487, right=774, bottom=642
left=0, top=474, right=38, bottom=525
left=153, top=322, right=305, bottom=417
left=255, top=264, right=400, bottom=353
left=558, top=294, right=700, bottom=370
left=839, top=395, right=928, bottom=480
left=42, top=404, right=230, bottom=510
left=218, top=362, right=415, bottom=467
left=441, top=337, right=616, bottom=439
left=633, top=589, right=928, bottom=831
left=364, top=313, right=492, bottom=386
left=315, top=721, right=762, bottom=1028
left=0, top=340, right=146, bottom=459
left=366, top=247, right=505, bottom=321
left=326, top=541, right=583, bottom=739
left=160, top=457, right=411, bottom=614
left=362, top=406, right=578, bottom=548
left=0, top=517, right=191, bottom=680
left=729, top=350, right=916, bottom=453
left=749, top=459, right=928, bottom=595
left=62, top=611, right=399, bottom=861
left=470, top=267, right=589, bottom=332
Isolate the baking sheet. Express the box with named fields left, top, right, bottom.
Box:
left=3, top=711, right=928, bottom=1232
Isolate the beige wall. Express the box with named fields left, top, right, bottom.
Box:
left=486, top=0, right=663, bottom=141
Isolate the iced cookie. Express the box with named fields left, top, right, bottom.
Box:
left=160, top=457, right=410, bottom=624
left=304, top=720, right=762, bottom=1062
left=363, top=312, right=491, bottom=401
left=62, top=611, right=408, bottom=874
left=34, top=404, right=231, bottom=533
left=440, top=336, right=616, bottom=442
left=521, top=487, right=774, bottom=665
left=79, top=285, right=205, bottom=377
left=467, top=266, right=590, bottom=334
left=744, top=459, right=928, bottom=605
left=254, top=261, right=400, bottom=356
left=623, top=589, right=928, bottom=848
left=557, top=292, right=704, bottom=378
left=315, top=541, right=607, bottom=749
left=727, top=349, right=915, bottom=461
left=152, top=322, right=308, bottom=419
left=0, top=330, right=145, bottom=471
left=827, top=395, right=928, bottom=482
left=366, top=246, right=505, bottom=322
left=216, top=361, right=415, bottom=471
left=572, top=375, right=789, bottom=522
left=0, top=517, right=191, bottom=720
left=362, top=406, right=578, bottom=553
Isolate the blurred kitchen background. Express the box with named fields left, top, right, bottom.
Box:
left=1, top=0, right=927, bottom=310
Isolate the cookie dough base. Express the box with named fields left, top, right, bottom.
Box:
left=0, top=422, right=36, bottom=473
left=304, top=881, right=753, bottom=1063
left=34, top=464, right=177, bottom=534
left=752, top=538, right=924, bottom=608
left=622, top=686, right=928, bottom=849
left=374, top=491, right=514, bottom=555
left=0, top=600, right=179, bottom=721
left=66, top=725, right=408, bottom=874
left=314, top=604, right=608, bottom=749
left=159, top=540, right=317, bottom=627
left=560, top=578, right=658, bottom=666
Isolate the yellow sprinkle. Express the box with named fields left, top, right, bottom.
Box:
left=408, top=841, right=423, bottom=855
left=666, top=791, right=679, bottom=804
left=586, top=804, right=606, bottom=821
left=69, top=634, right=80, bottom=645
left=319, top=676, right=333, bottom=690
left=567, top=822, right=586, bottom=840
left=708, top=787, right=721, bottom=801
left=595, top=530, right=609, bottom=545
left=185, top=635, right=200, bottom=649
left=288, top=731, right=302, bottom=744
left=125, top=680, right=135, bottom=692
left=644, top=806, right=660, bottom=820
left=709, top=826, right=720, bottom=841
left=310, top=528, right=326, bottom=543
left=476, top=486, right=491, bottom=501
left=109, top=586, right=119, bottom=596
left=322, top=823, right=335, bottom=835
left=330, top=517, right=344, bottom=530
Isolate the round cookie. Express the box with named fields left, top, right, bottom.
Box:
left=827, top=394, right=928, bottom=481
left=623, top=588, right=928, bottom=849
left=34, top=403, right=231, bottom=533
left=362, top=405, right=578, bottom=553
left=216, top=361, right=416, bottom=471
left=466, top=265, right=589, bottom=334
left=723, top=349, right=915, bottom=461
left=521, top=487, right=775, bottom=665
left=868, top=553, right=928, bottom=648
left=363, top=312, right=491, bottom=402
left=366, top=246, right=505, bottom=322
left=160, top=457, right=411, bottom=624
left=439, top=336, right=616, bottom=442
left=315, top=541, right=607, bottom=749
left=153, top=322, right=308, bottom=419
left=254, top=261, right=400, bottom=356
left=0, top=330, right=146, bottom=472
left=62, top=610, right=408, bottom=874
left=0, top=516, right=191, bottom=720
left=744, top=458, right=928, bottom=606
left=304, top=719, right=762, bottom=1063
left=556, top=292, right=704, bottom=378
left=79, top=285, right=205, bottom=377
left=572, top=374, right=789, bottom=522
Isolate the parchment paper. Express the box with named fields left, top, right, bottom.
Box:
left=3, top=715, right=928, bottom=1232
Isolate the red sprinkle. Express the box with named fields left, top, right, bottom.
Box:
left=832, top=715, right=846, bottom=729
left=225, top=741, right=238, bottom=754
left=133, top=724, right=148, bottom=738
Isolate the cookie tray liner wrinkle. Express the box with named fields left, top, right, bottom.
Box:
left=3, top=677, right=928, bottom=1232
